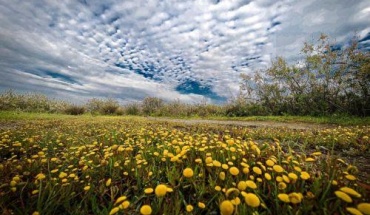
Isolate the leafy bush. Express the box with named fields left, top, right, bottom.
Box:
left=64, top=105, right=85, bottom=115
left=123, top=103, right=141, bottom=115
left=240, top=34, right=370, bottom=116
left=142, top=97, right=163, bottom=115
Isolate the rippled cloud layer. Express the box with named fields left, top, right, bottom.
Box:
left=0, top=0, right=369, bottom=103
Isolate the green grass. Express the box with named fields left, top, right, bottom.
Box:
left=1, top=111, right=369, bottom=126
left=199, top=115, right=370, bottom=126
left=0, top=111, right=144, bottom=121
left=0, top=116, right=369, bottom=215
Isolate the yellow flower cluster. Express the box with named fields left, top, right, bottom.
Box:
left=0, top=118, right=368, bottom=214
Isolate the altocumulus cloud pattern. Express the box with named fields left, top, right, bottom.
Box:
left=0, top=0, right=369, bottom=103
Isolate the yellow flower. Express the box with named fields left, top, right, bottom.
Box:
left=32, top=212, right=40, bottom=215
left=186, top=205, right=194, bottom=212
left=273, top=165, right=284, bottom=173
left=59, top=172, right=67, bottom=179
left=288, top=173, right=298, bottom=181
left=276, top=176, right=283, bottom=182
left=237, top=181, right=247, bottom=190
left=305, top=157, right=315, bottom=162
left=252, top=167, right=262, bottom=175
left=358, top=203, right=370, bottom=215
left=10, top=180, right=17, bottom=187
left=242, top=167, right=250, bottom=174
left=289, top=192, right=303, bottom=204
left=264, top=173, right=272, bottom=181
left=306, top=191, right=315, bottom=199
left=245, top=180, right=257, bottom=189
left=311, top=152, right=322, bottom=156
left=114, top=196, right=127, bottom=205
left=35, top=173, right=46, bottom=181
left=84, top=186, right=90, bottom=191
left=144, top=188, right=154, bottom=194
left=335, top=191, right=352, bottom=203
left=229, top=167, right=239, bottom=176
left=294, top=166, right=302, bottom=172
left=183, top=168, right=194, bottom=178
left=219, top=172, right=226, bottom=180
left=278, top=182, right=287, bottom=190
left=340, top=187, right=361, bottom=198
left=222, top=164, right=229, bottom=170
left=120, top=201, right=130, bottom=209
left=244, top=193, right=260, bottom=207
left=109, top=207, right=120, bottom=215
left=106, top=178, right=112, bottom=187
left=140, top=205, right=152, bottom=215
left=226, top=139, right=234, bottom=145
left=331, top=180, right=338, bottom=185
left=300, top=172, right=310, bottom=180
left=215, top=185, right=222, bottom=191
left=32, top=190, right=39, bottom=195
left=198, top=202, right=206, bottom=209
left=282, top=175, right=290, bottom=183
left=205, top=157, right=213, bottom=164
left=226, top=188, right=240, bottom=198
left=265, top=159, right=275, bottom=167
left=231, top=197, right=241, bottom=205
left=345, top=174, right=356, bottom=181
left=278, top=193, right=290, bottom=203
left=155, top=184, right=167, bottom=197
left=213, top=160, right=222, bottom=167
left=220, top=200, right=234, bottom=215
left=346, top=207, right=364, bottom=215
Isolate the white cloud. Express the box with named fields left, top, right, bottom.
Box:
left=0, top=0, right=369, bottom=104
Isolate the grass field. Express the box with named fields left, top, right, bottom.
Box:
left=0, top=112, right=369, bottom=215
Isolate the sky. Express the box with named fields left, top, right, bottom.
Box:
left=0, top=0, right=369, bottom=104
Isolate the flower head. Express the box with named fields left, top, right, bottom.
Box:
left=252, top=167, right=262, bottom=175
left=244, top=193, right=260, bottom=207
left=300, top=172, right=310, bottom=180
left=140, top=205, right=152, bottom=215
left=198, top=202, right=206, bottom=209
left=35, top=173, right=46, bottom=181
left=144, top=188, right=154, bottom=194
left=106, top=178, right=112, bottom=187
left=183, top=168, right=194, bottom=178
left=245, top=180, right=257, bottom=189
left=109, top=207, right=120, bottom=215
left=335, top=191, right=352, bottom=203
left=220, top=200, right=234, bottom=215
left=357, top=203, right=370, bottom=215
left=186, top=205, right=193, bottom=212
left=277, top=193, right=289, bottom=203
left=346, top=207, right=363, bottom=215
left=155, top=184, right=167, bottom=197
left=289, top=192, right=303, bottom=204
left=237, top=181, right=247, bottom=191
left=273, top=165, right=284, bottom=173
left=340, top=187, right=361, bottom=198
left=229, top=167, right=240, bottom=176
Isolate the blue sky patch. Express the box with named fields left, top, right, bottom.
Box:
left=175, top=79, right=225, bottom=102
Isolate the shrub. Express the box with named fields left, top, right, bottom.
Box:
left=64, top=105, right=85, bottom=115
left=124, top=103, right=141, bottom=115
left=142, top=97, right=163, bottom=115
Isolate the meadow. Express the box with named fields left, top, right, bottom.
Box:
left=0, top=114, right=369, bottom=215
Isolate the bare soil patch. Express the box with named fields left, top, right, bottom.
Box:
left=147, top=117, right=334, bottom=130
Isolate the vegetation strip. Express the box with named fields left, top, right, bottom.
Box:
left=0, top=116, right=369, bottom=214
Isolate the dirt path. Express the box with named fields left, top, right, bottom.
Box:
left=147, top=117, right=333, bottom=130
